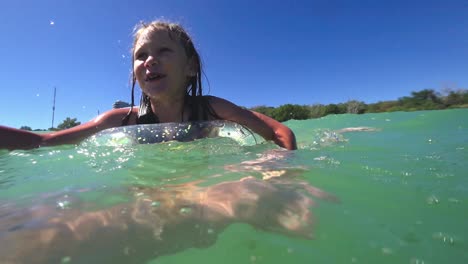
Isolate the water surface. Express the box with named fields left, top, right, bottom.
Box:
left=1, top=109, right=467, bottom=263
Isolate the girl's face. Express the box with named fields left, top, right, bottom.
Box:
left=133, top=29, right=194, bottom=101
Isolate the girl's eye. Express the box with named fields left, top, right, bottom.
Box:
left=159, top=47, right=171, bottom=54
left=135, top=52, right=148, bottom=61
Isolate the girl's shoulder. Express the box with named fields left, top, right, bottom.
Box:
left=95, top=107, right=139, bottom=126
left=201, top=95, right=235, bottom=109
left=198, top=96, right=247, bottom=121
left=204, top=96, right=242, bottom=111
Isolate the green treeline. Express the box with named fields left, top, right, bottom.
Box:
left=19, top=89, right=468, bottom=130
left=250, top=89, right=468, bottom=122
left=20, top=117, right=81, bottom=131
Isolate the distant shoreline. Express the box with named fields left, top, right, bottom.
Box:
left=250, top=89, right=468, bottom=122
left=19, top=89, right=468, bottom=131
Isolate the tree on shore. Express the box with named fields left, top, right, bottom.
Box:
left=250, top=105, right=275, bottom=118
left=57, top=117, right=81, bottom=130
left=442, top=89, right=468, bottom=106
left=346, top=100, right=366, bottom=114
left=20, top=126, right=32, bottom=131
left=272, top=104, right=310, bottom=122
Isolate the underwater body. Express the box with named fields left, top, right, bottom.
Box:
left=1, top=109, right=467, bottom=263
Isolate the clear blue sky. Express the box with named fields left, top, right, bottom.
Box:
left=1, top=0, right=467, bottom=129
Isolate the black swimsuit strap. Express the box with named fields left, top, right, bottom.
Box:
left=136, top=94, right=160, bottom=124
left=137, top=96, right=206, bottom=124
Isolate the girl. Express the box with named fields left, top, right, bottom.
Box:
left=0, top=20, right=297, bottom=150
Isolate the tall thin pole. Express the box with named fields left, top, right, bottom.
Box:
left=51, top=87, right=56, bottom=129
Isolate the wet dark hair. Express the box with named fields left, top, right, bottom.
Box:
left=122, top=20, right=216, bottom=125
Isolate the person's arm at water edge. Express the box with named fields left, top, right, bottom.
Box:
left=208, top=96, right=297, bottom=150
left=0, top=108, right=137, bottom=150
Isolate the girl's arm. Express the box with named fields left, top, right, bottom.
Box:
left=0, top=125, right=43, bottom=150
left=207, top=96, right=297, bottom=150
left=0, top=108, right=137, bottom=150
left=0, top=177, right=324, bottom=263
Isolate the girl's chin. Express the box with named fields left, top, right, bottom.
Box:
left=141, top=86, right=186, bottom=100
left=141, top=86, right=168, bottom=97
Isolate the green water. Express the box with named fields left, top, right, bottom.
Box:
left=1, top=109, right=467, bottom=263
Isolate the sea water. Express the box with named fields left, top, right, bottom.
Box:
left=0, top=109, right=467, bottom=263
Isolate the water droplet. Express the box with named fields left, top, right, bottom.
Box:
left=381, top=247, right=393, bottom=255
left=426, top=195, right=439, bottom=205
left=57, top=200, right=71, bottom=210
left=432, top=232, right=456, bottom=245
left=61, top=256, right=71, bottom=263
left=50, top=21, right=55, bottom=26
left=180, top=207, right=192, bottom=215
left=68, top=155, right=74, bottom=159
left=123, top=246, right=130, bottom=255
left=410, top=258, right=425, bottom=264
left=444, top=236, right=455, bottom=244
left=314, top=156, right=327, bottom=161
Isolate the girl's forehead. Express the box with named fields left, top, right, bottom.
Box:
left=135, top=29, right=176, bottom=49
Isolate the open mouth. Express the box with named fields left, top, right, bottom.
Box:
left=145, top=73, right=166, bottom=82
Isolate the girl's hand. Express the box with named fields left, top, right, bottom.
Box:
left=202, top=176, right=338, bottom=239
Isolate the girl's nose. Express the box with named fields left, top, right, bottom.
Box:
left=144, top=56, right=158, bottom=67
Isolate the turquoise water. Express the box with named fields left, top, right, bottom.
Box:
left=1, top=109, right=467, bottom=263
